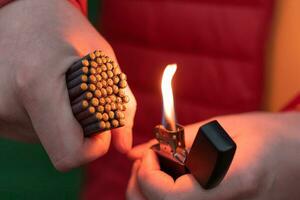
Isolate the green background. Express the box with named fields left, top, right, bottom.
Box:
left=0, top=139, right=83, bottom=200
left=0, top=1, right=101, bottom=200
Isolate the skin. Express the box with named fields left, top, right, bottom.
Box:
left=0, top=0, right=136, bottom=171
left=127, top=112, right=300, bottom=200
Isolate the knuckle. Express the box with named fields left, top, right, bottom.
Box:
left=52, top=156, right=74, bottom=172
left=14, top=66, right=37, bottom=100
left=15, top=68, right=29, bottom=91
left=53, top=159, right=72, bottom=172
left=52, top=151, right=81, bottom=172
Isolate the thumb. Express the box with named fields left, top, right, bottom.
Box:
left=127, top=139, right=157, bottom=160
left=126, top=160, right=147, bottom=200
left=112, top=86, right=136, bottom=153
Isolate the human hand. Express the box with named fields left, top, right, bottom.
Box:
left=0, top=0, right=136, bottom=171
left=127, top=112, right=300, bottom=200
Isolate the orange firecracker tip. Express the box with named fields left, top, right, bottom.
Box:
left=66, top=50, right=130, bottom=136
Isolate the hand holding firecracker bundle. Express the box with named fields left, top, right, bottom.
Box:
left=0, top=0, right=136, bottom=171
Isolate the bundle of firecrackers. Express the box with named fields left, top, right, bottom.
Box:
left=66, top=50, right=129, bottom=136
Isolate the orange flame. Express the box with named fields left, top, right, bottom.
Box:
left=161, top=64, right=177, bottom=131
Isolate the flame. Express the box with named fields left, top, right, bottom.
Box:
left=161, top=64, right=177, bottom=131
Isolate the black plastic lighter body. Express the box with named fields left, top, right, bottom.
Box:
left=151, top=120, right=236, bottom=189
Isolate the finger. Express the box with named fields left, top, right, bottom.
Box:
left=170, top=165, right=249, bottom=200
left=137, top=150, right=174, bottom=200
left=81, top=130, right=111, bottom=161
left=112, top=86, right=136, bottom=153
left=126, top=160, right=147, bottom=200
left=127, top=139, right=157, bottom=160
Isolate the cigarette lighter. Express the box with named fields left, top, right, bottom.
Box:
left=151, top=120, right=236, bottom=189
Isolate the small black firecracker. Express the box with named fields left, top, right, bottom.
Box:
left=65, top=50, right=129, bottom=136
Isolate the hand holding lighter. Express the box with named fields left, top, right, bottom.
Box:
left=151, top=121, right=236, bottom=189
left=153, top=64, right=236, bottom=189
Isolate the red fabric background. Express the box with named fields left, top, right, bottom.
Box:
left=0, top=0, right=12, bottom=7
left=83, top=0, right=275, bottom=199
